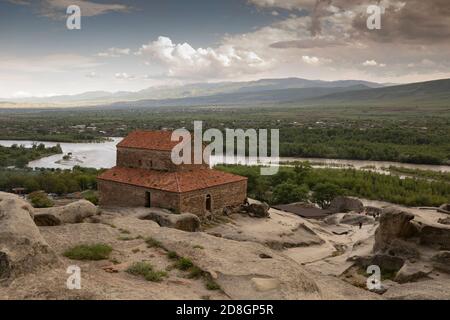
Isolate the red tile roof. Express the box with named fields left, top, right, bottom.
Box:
left=117, top=130, right=182, bottom=151
left=98, top=167, right=247, bottom=193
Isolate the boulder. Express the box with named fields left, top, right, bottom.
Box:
left=0, top=192, right=58, bottom=281
left=245, top=202, right=270, bottom=218
left=431, top=251, right=450, bottom=273
left=323, top=213, right=342, bottom=225
left=394, top=261, right=432, bottom=284
left=139, top=210, right=201, bottom=232
left=340, top=213, right=375, bottom=226
left=364, top=206, right=382, bottom=217
left=419, top=225, right=450, bottom=250
left=438, top=203, right=450, bottom=214
left=373, top=207, right=419, bottom=253
left=384, top=239, right=420, bottom=260
left=438, top=217, right=450, bottom=225
left=329, top=196, right=364, bottom=214
left=34, top=213, right=62, bottom=226
left=349, top=254, right=405, bottom=273
left=34, top=200, right=98, bottom=226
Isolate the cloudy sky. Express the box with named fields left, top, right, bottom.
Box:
left=1, top=0, right=449, bottom=98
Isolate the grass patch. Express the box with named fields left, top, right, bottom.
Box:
left=126, top=261, right=153, bottom=276
left=175, top=257, right=194, bottom=271
left=145, top=270, right=168, bottom=282
left=63, top=244, right=112, bottom=261
left=145, top=237, right=163, bottom=248
left=205, top=278, right=221, bottom=291
left=167, top=251, right=179, bottom=260
left=126, top=261, right=168, bottom=282
left=118, top=236, right=135, bottom=241
left=187, top=266, right=204, bottom=279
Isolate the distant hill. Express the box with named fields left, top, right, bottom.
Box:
left=304, top=78, right=450, bottom=106
left=3, top=77, right=449, bottom=109
left=105, top=85, right=371, bottom=108
left=0, top=77, right=382, bottom=106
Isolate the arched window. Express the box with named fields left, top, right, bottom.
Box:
left=206, top=194, right=212, bottom=211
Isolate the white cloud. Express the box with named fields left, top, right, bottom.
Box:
left=12, top=91, right=33, bottom=98
left=9, top=0, right=131, bottom=19
left=97, top=47, right=130, bottom=58
left=302, top=55, right=331, bottom=66
left=135, top=36, right=271, bottom=79
left=362, top=60, right=378, bottom=67
left=248, top=0, right=316, bottom=11
left=114, top=72, right=135, bottom=80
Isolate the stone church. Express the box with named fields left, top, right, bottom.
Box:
left=98, top=130, right=247, bottom=216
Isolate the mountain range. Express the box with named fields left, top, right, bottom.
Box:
left=1, top=77, right=449, bottom=109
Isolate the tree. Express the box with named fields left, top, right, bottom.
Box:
left=272, top=182, right=309, bottom=205
left=293, top=161, right=312, bottom=184
left=312, top=182, right=343, bottom=209
left=28, top=191, right=54, bottom=208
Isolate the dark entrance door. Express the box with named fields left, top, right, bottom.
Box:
left=145, top=192, right=151, bottom=208
left=206, top=194, right=212, bottom=211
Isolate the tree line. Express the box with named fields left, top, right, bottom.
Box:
left=216, top=163, right=450, bottom=208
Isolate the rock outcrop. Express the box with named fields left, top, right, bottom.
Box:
left=419, top=225, right=450, bottom=250
left=373, top=207, right=419, bottom=253
left=244, top=202, right=270, bottom=218
left=364, top=206, right=382, bottom=217
left=394, top=261, right=432, bottom=284
left=34, top=200, right=98, bottom=226
left=206, top=212, right=324, bottom=250
left=438, top=217, right=450, bottom=225
left=329, top=196, right=364, bottom=214
left=340, top=213, right=375, bottom=226
left=431, top=251, right=450, bottom=273
left=438, top=203, right=450, bottom=214
left=139, top=210, right=201, bottom=232
left=0, top=192, right=58, bottom=282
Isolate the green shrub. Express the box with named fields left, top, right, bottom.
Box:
left=126, top=261, right=168, bottom=282
left=118, top=236, right=135, bottom=241
left=167, top=251, right=179, bottom=260
left=63, top=244, right=112, bottom=260
left=188, top=266, right=203, bottom=279
left=205, top=279, right=221, bottom=291
left=84, top=194, right=98, bottom=205
left=145, top=237, right=162, bottom=248
left=126, top=261, right=153, bottom=276
left=175, top=257, right=194, bottom=271
left=28, top=191, right=53, bottom=208
left=145, top=270, right=168, bottom=282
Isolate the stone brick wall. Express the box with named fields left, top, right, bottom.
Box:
left=117, top=147, right=207, bottom=172
left=180, top=180, right=247, bottom=216
left=98, top=180, right=180, bottom=210
left=98, top=179, right=247, bottom=217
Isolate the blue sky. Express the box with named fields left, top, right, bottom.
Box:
left=0, top=0, right=449, bottom=98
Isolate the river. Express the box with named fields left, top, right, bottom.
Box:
left=1, top=139, right=449, bottom=173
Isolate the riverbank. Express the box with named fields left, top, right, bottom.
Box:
left=1, top=139, right=450, bottom=173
